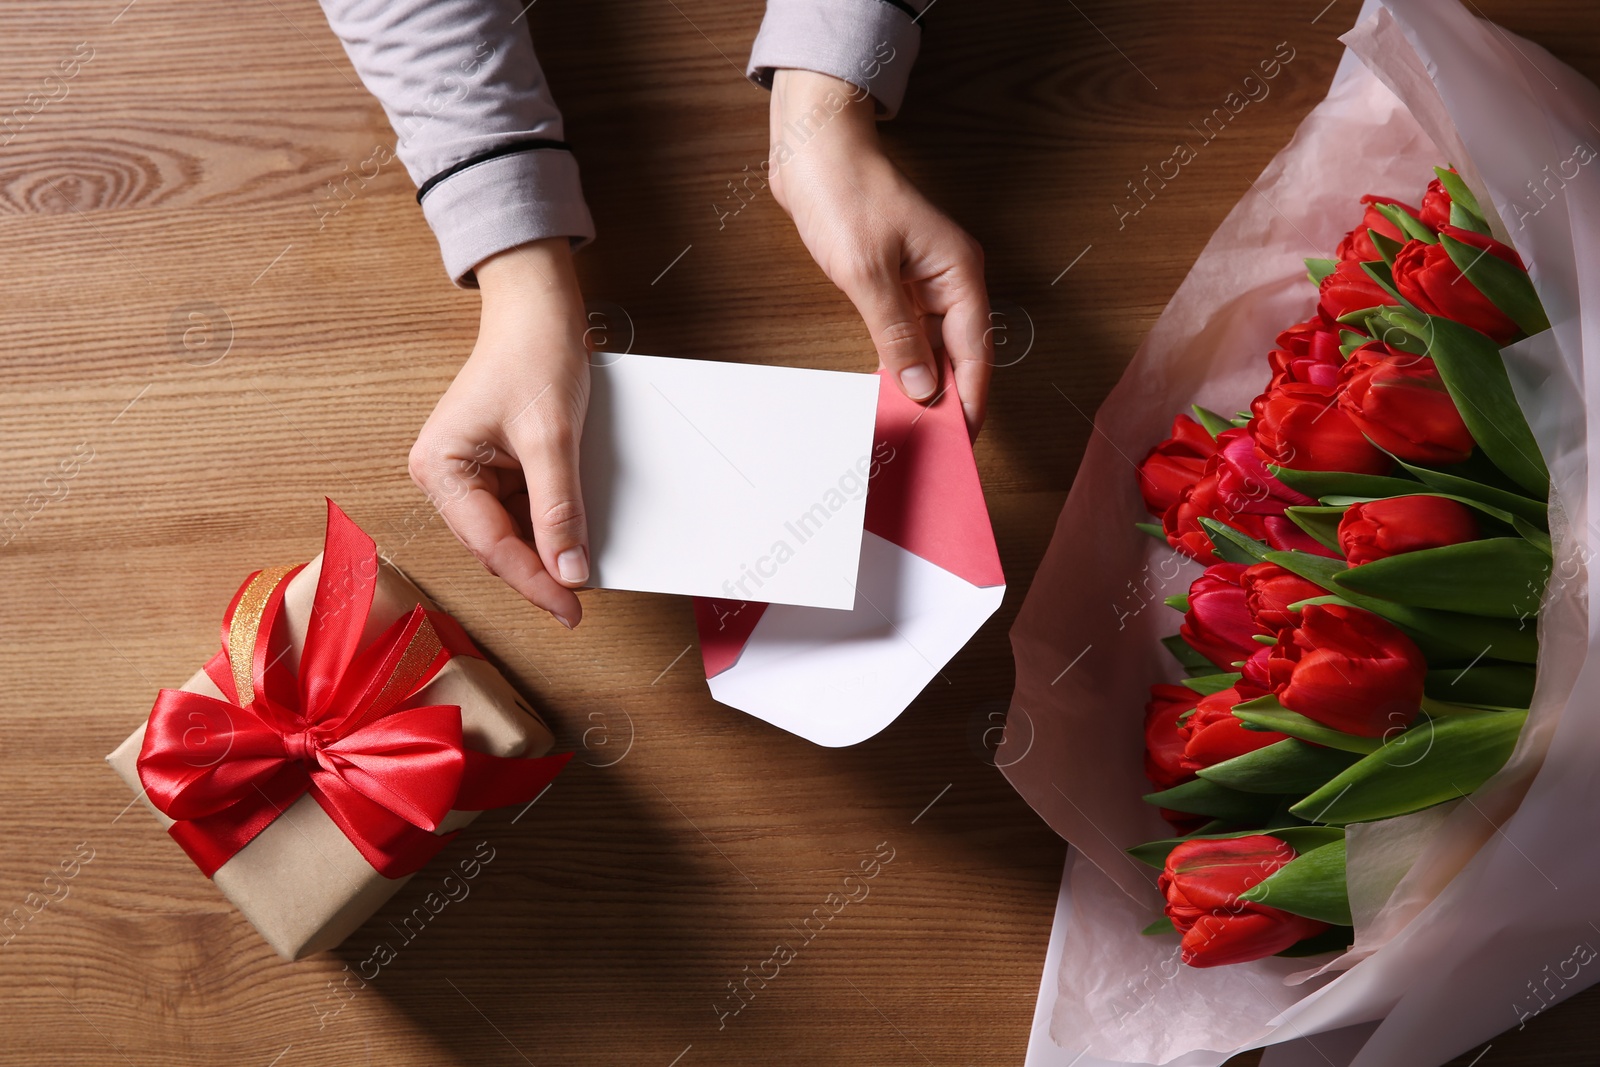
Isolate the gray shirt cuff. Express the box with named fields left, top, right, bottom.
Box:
left=746, top=0, right=927, bottom=118
left=419, top=147, right=596, bottom=288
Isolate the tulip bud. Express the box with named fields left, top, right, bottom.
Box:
left=1241, top=562, right=1327, bottom=632
left=1162, top=469, right=1271, bottom=565
left=1144, top=684, right=1199, bottom=792
left=1336, top=343, right=1474, bottom=466
left=1213, top=429, right=1314, bottom=515
left=1180, top=564, right=1264, bottom=670
left=1138, top=414, right=1218, bottom=517
left=1336, top=195, right=1422, bottom=262
left=1391, top=227, right=1524, bottom=343
left=1160, top=836, right=1330, bottom=967
left=1418, top=176, right=1452, bottom=231
left=1317, top=259, right=1393, bottom=323
left=1249, top=383, right=1393, bottom=475
left=1267, top=604, right=1427, bottom=738
left=1179, top=683, right=1285, bottom=772
left=1268, top=317, right=1346, bottom=390
left=1337, top=496, right=1479, bottom=566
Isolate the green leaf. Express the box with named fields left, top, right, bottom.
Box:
left=1182, top=672, right=1241, bottom=696
left=1306, top=257, right=1338, bottom=286
left=1191, top=404, right=1235, bottom=439
left=1199, top=518, right=1272, bottom=565
left=1161, top=633, right=1213, bottom=672
left=1425, top=663, right=1536, bottom=709
left=1269, top=467, right=1423, bottom=501
left=1403, top=312, right=1549, bottom=496
left=1441, top=233, right=1550, bottom=338
left=1135, top=521, right=1168, bottom=543
left=1237, top=840, right=1353, bottom=925
left=1277, top=925, right=1355, bottom=957
left=1143, top=777, right=1284, bottom=822
left=1284, top=505, right=1347, bottom=552
left=1332, top=538, right=1550, bottom=618
left=1141, top=916, right=1178, bottom=936
left=1231, top=695, right=1383, bottom=754
left=1396, top=459, right=1547, bottom=526
left=1126, top=825, right=1346, bottom=869
left=1319, top=490, right=1520, bottom=531
left=1449, top=201, right=1491, bottom=236
left=1359, top=261, right=1416, bottom=311
left=1197, top=739, right=1362, bottom=794
left=1420, top=695, right=1517, bottom=716
left=1164, top=593, right=1191, bottom=612
left=1513, top=516, right=1553, bottom=555
left=1368, top=227, right=1406, bottom=266
left=1289, top=710, right=1528, bottom=824
left=1372, top=201, right=1437, bottom=244
left=1261, top=548, right=1540, bottom=663
left=1435, top=166, right=1484, bottom=219
left=1338, top=304, right=1410, bottom=341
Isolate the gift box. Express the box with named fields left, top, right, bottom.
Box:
left=107, top=500, right=570, bottom=960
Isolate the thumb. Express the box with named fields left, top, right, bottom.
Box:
left=507, top=417, right=591, bottom=595
left=837, top=265, right=940, bottom=402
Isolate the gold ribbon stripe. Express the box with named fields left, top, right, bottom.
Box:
left=225, top=564, right=295, bottom=707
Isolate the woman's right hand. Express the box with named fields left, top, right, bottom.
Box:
left=408, top=237, right=593, bottom=629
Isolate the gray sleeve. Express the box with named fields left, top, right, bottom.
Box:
left=746, top=0, right=929, bottom=119
left=317, top=0, right=595, bottom=287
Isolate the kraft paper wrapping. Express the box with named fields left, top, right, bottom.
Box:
left=106, top=554, right=554, bottom=961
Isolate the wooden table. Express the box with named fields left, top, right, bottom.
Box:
left=3, top=1, right=1597, bottom=1063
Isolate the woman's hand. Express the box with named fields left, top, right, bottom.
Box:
left=768, top=69, right=992, bottom=435
left=408, top=237, right=592, bottom=628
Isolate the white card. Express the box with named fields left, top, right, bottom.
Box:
left=580, top=352, right=881, bottom=610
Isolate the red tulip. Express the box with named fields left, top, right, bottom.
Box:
left=1180, top=563, right=1261, bottom=670
left=1269, top=318, right=1347, bottom=391
left=1392, top=226, right=1525, bottom=343
left=1179, top=682, right=1285, bottom=772
left=1267, top=603, right=1426, bottom=737
left=1250, top=383, right=1393, bottom=475
left=1336, top=194, right=1421, bottom=262
left=1419, top=175, right=1453, bottom=230
left=1239, top=643, right=1273, bottom=689
left=1337, top=343, right=1474, bottom=466
left=1241, top=561, right=1327, bottom=632
left=1318, top=258, right=1393, bottom=324
left=1160, top=836, right=1331, bottom=967
left=1162, top=469, right=1271, bottom=565
left=1139, top=413, right=1219, bottom=516
left=1213, top=429, right=1314, bottom=516
left=1145, top=684, right=1199, bottom=791
left=1338, top=495, right=1479, bottom=566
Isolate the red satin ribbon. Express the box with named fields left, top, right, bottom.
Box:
left=138, top=499, right=570, bottom=879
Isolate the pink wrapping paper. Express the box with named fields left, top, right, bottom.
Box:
left=1003, top=1, right=1600, bottom=1063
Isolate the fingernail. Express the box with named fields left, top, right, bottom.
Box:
left=553, top=613, right=574, bottom=630
left=557, top=546, right=589, bottom=584
left=900, top=364, right=936, bottom=400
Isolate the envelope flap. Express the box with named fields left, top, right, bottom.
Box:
left=694, top=598, right=768, bottom=678
left=864, top=363, right=1005, bottom=589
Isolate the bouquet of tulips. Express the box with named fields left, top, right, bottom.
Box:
left=1131, top=166, right=1552, bottom=969
left=1003, top=2, right=1600, bottom=1062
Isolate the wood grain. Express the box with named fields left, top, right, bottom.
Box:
left=1, top=1, right=1597, bottom=1064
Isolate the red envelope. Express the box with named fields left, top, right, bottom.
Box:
left=693, top=362, right=1005, bottom=746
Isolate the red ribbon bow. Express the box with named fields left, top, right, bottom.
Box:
left=138, top=500, right=569, bottom=879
